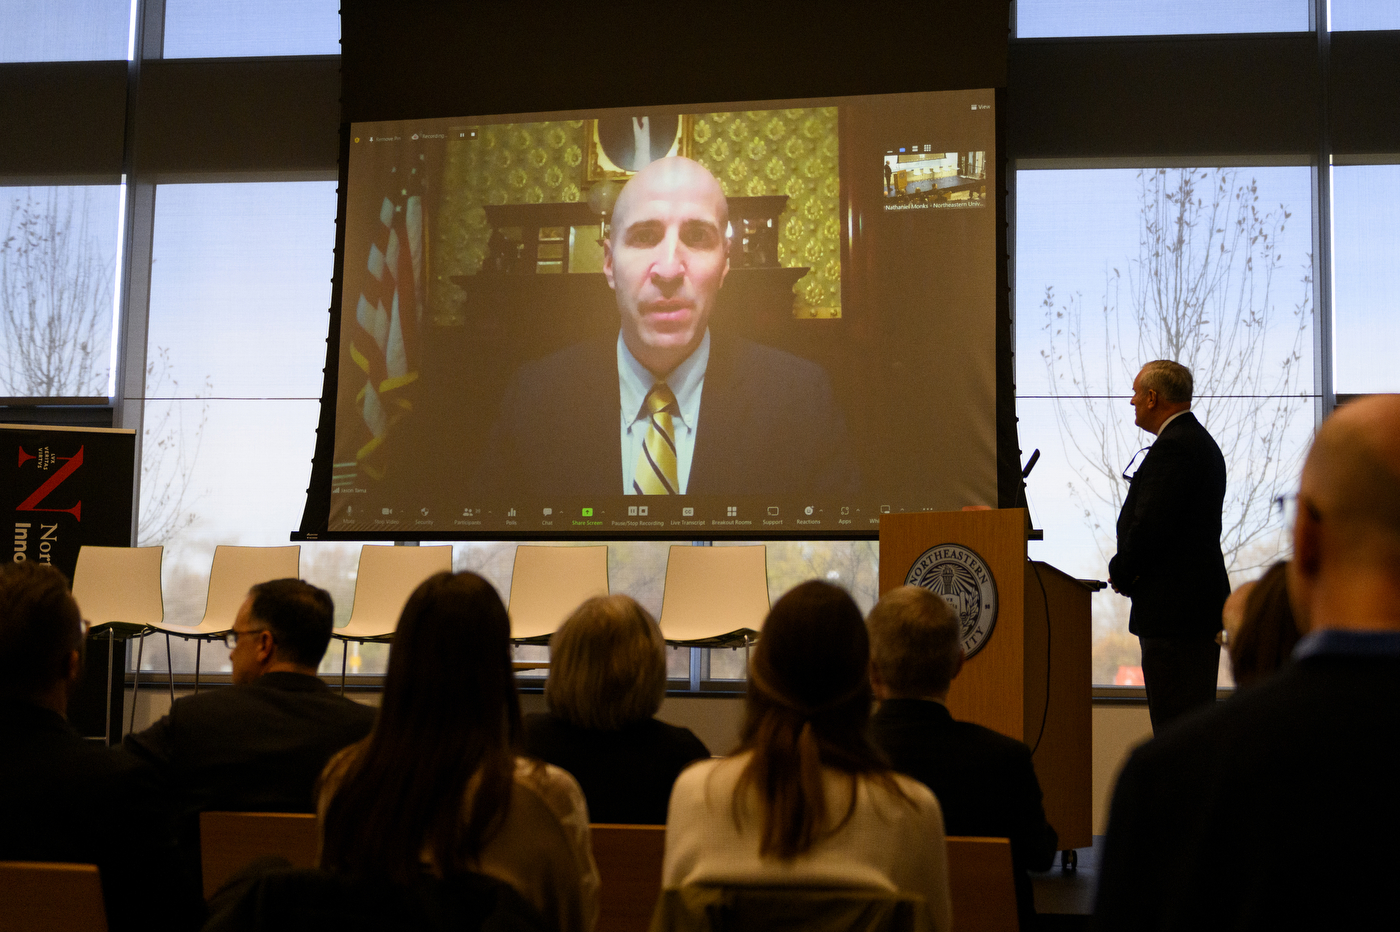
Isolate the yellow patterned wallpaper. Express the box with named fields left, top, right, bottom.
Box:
left=430, top=106, right=841, bottom=321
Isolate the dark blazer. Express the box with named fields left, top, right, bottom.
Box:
left=1109, top=412, right=1230, bottom=638
left=478, top=332, right=860, bottom=497
left=522, top=712, right=709, bottom=824
left=124, top=671, right=376, bottom=815
left=1096, top=647, right=1400, bottom=930
left=869, top=698, right=1057, bottom=928
left=0, top=700, right=204, bottom=932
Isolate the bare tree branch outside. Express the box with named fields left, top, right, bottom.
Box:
left=0, top=188, right=112, bottom=396
left=1040, top=168, right=1312, bottom=576
left=137, top=346, right=211, bottom=547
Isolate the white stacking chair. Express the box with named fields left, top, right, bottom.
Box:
left=136, top=545, right=301, bottom=712
left=507, top=545, right=610, bottom=643
left=332, top=544, right=453, bottom=690
left=70, top=545, right=165, bottom=745
left=657, top=544, right=770, bottom=646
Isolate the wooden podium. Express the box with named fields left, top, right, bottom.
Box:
left=879, top=508, right=1092, bottom=851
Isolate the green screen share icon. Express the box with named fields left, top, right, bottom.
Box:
left=581, top=507, right=593, bottom=516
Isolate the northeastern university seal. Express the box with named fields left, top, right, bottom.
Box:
left=904, top=543, right=999, bottom=657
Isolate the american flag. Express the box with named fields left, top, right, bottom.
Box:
left=350, top=152, right=426, bottom=481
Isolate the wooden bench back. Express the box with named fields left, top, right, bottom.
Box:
left=199, top=811, right=318, bottom=899
left=946, top=836, right=1019, bottom=932
left=591, top=823, right=666, bottom=932
left=0, top=861, right=107, bottom=932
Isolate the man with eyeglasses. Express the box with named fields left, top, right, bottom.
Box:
left=1097, top=393, right=1400, bottom=929
left=125, top=578, right=375, bottom=824
left=1108, top=360, right=1229, bottom=733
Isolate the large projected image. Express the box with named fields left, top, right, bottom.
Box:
left=329, top=89, right=997, bottom=539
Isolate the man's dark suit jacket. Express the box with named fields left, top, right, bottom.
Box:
left=1109, top=411, right=1230, bottom=638
left=869, top=698, right=1058, bottom=929
left=478, top=332, right=860, bottom=497
left=522, top=712, right=710, bottom=824
left=1096, top=639, right=1400, bottom=929
left=124, top=671, right=376, bottom=814
left=1, top=700, right=205, bottom=932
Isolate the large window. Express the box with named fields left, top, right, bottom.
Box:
left=162, top=0, right=340, bottom=58
left=1332, top=164, right=1400, bottom=394
left=135, top=180, right=339, bottom=676
left=1015, top=166, right=1315, bottom=685
left=1016, top=0, right=1308, bottom=38
left=1331, top=1, right=1400, bottom=31
left=0, top=185, right=122, bottom=398
left=0, top=0, right=131, bottom=63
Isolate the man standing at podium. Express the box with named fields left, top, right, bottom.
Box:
left=1109, top=360, right=1229, bottom=733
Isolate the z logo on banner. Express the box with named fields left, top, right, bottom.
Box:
left=16, top=446, right=84, bottom=520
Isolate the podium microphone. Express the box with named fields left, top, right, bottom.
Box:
left=1021, top=448, right=1041, bottom=480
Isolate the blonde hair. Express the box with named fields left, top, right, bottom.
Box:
left=866, top=585, right=962, bottom=698
left=545, top=594, right=667, bottom=730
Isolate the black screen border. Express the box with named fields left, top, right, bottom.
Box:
left=297, top=1, right=1015, bottom=542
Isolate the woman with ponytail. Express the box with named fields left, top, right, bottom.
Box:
left=316, top=572, right=599, bottom=932
left=659, top=581, right=950, bottom=931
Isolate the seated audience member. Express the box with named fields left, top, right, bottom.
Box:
left=866, top=585, right=1058, bottom=929
left=524, top=595, right=709, bottom=824
left=125, top=578, right=376, bottom=816
left=1224, top=561, right=1302, bottom=688
left=318, top=572, right=599, bottom=932
left=660, top=581, right=950, bottom=932
left=0, top=562, right=203, bottom=932
left=1096, top=394, right=1400, bottom=929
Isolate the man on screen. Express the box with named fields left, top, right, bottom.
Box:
left=479, top=156, right=859, bottom=497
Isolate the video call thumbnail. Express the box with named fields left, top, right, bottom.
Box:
left=882, top=148, right=988, bottom=210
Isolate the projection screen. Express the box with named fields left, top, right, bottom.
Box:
left=320, top=88, right=999, bottom=540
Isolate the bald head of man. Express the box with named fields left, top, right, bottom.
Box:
left=1288, top=394, right=1400, bottom=631
left=603, top=156, right=730, bottom=378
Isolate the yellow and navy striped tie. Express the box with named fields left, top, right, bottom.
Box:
left=634, top=383, right=680, bottom=495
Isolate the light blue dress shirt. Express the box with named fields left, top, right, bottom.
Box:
left=618, top=329, right=710, bottom=495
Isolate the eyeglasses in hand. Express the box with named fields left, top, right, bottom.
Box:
left=1122, top=446, right=1152, bottom=482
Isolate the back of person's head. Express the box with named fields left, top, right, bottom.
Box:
left=319, top=571, right=519, bottom=883
left=1291, top=395, right=1400, bottom=629
left=1298, top=395, right=1400, bottom=568
left=866, top=585, right=962, bottom=699
left=1228, top=561, right=1301, bottom=689
left=247, top=578, right=334, bottom=669
left=737, top=580, right=899, bottom=860
left=1139, top=359, right=1193, bottom=404
left=546, top=594, right=666, bottom=731
left=0, top=562, right=83, bottom=704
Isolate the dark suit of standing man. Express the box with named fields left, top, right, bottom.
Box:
left=866, top=585, right=1058, bottom=930
left=1109, top=360, right=1230, bottom=733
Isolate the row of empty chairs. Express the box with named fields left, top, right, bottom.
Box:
left=72, top=542, right=775, bottom=729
